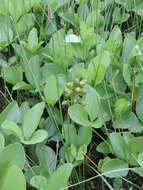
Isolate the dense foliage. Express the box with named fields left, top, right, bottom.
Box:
left=0, top=0, right=143, bottom=189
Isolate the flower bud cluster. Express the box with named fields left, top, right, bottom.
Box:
left=62, top=78, right=87, bottom=106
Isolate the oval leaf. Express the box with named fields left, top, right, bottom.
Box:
left=102, top=159, right=128, bottom=178
left=44, top=75, right=62, bottom=106
left=0, top=143, right=25, bottom=181
left=113, top=111, right=143, bottom=133
left=2, top=165, right=26, bottom=190
left=138, top=153, right=143, bottom=167
left=0, top=133, right=4, bottom=151
left=23, top=102, right=45, bottom=140
left=68, top=104, right=91, bottom=127
left=0, top=101, right=21, bottom=126
left=2, top=120, right=24, bottom=141
left=47, top=163, right=73, bottom=190
left=22, top=130, right=48, bottom=145
left=30, top=175, right=47, bottom=190
left=136, top=97, right=143, bottom=122
left=36, top=145, right=56, bottom=175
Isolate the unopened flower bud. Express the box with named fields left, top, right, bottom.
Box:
left=67, top=82, right=73, bottom=89
left=69, top=68, right=73, bottom=79
left=74, top=96, right=81, bottom=103
left=62, top=100, right=68, bottom=106
left=56, top=141, right=59, bottom=152
left=75, top=87, right=81, bottom=93
left=80, top=79, right=86, bottom=87
left=132, top=68, right=136, bottom=78
left=65, top=88, right=72, bottom=97
left=48, top=6, right=54, bottom=20
left=74, top=78, right=80, bottom=85
left=60, top=19, right=64, bottom=27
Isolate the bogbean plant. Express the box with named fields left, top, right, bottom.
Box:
left=0, top=0, right=143, bottom=189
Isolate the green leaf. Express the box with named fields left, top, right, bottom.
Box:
left=80, top=22, right=95, bottom=47
left=13, top=81, right=33, bottom=91
left=128, top=137, right=143, bottom=155
left=23, top=27, right=43, bottom=52
left=0, top=0, right=24, bottom=21
left=138, top=153, right=143, bottom=167
left=36, top=145, right=57, bottom=175
left=43, top=117, right=59, bottom=141
left=77, top=145, right=87, bottom=160
left=105, top=26, right=122, bottom=51
left=123, top=64, right=132, bottom=86
left=135, top=72, right=143, bottom=86
left=114, top=99, right=129, bottom=116
left=65, top=34, right=82, bottom=43
left=76, top=126, right=92, bottom=147
left=109, top=133, right=127, bottom=160
left=0, top=143, right=25, bottom=183
left=41, top=63, right=64, bottom=81
left=28, top=28, right=38, bottom=51
left=2, top=165, right=26, bottom=190
left=22, top=130, right=48, bottom=145
left=122, top=33, right=136, bottom=64
left=2, top=66, right=23, bottom=85
left=123, top=132, right=133, bottom=144
left=68, top=104, right=91, bottom=127
left=94, top=63, right=106, bottom=85
left=23, top=0, right=41, bottom=12
left=98, top=157, right=111, bottom=172
left=20, top=101, right=30, bottom=124
left=2, top=120, right=24, bottom=141
left=30, top=175, right=47, bottom=190
left=16, top=13, right=35, bottom=34
left=23, top=102, right=45, bottom=140
left=0, top=14, right=13, bottom=49
left=0, top=0, right=39, bottom=22
left=132, top=167, right=143, bottom=177
left=63, top=124, right=77, bottom=146
left=24, top=55, right=41, bottom=87
left=25, top=165, right=47, bottom=184
left=135, top=84, right=143, bottom=100
left=93, top=51, right=111, bottom=84
left=113, top=7, right=129, bottom=24
left=63, top=124, right=92, bottom=147
left=85, top=85, right=100, bottom=121
left=71, top=144, right=87, bottom=161
left=127, top=137, right=143, bottom=165
left=114, top=111, right=143, bottom=133
left=92, top=117, right=104, bottom=129
left=47, top=163, right=73, bottom=190
left=71, top=144, right=77, bottom=159
left=136, top=97, right=143, bottom=122
left=130, top=44, right=142, bottom=58
left=44, top=75, right=63, bottom=106
left=102, top=159, right=128, bottom=178
left=0, top=143, right=25, bottom=169
left=49, top=29, right=74, bottom=68
left=113, top=178, right=122, bottom=190
left=0, top=133, right=4, bottom=151
left=96, top=141, right=111, bottom=154
left=0, top=101, right=21, bottom=126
